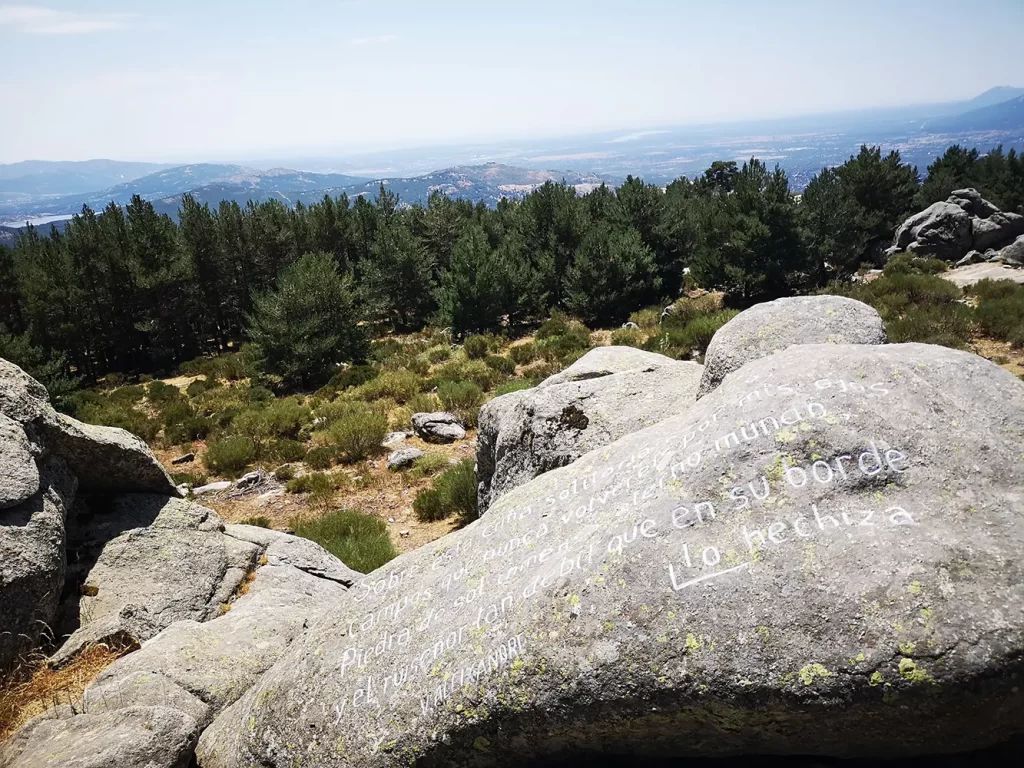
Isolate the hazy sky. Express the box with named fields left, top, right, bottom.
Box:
left=1, top=0, right=1022, bottom=163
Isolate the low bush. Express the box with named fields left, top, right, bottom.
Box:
left=75, top=399, right=160, bottom=443
left=438, top=380, right=484, bottom=412
left=305, top=445, right=337, bottom=470
left=270, top=439, right=307, bottom=463
left=610, top=327, right=645, bottom=347
left=273, top=464, right=296, bottom=482
left=171, top=471, right=207, bottom=487
left=484, top=355, right=516, bottom=375
left=106, top=384, right=146, bottom=405
left=285, top=471, right=338, bottom=495
left=164, top=414, right=213, bottom=446
left=967, top=278, right=1022, bottom=302
left=406, top=392, right=442, bottom=414
left=329, top=408, right=388, bottom=462
left=973, top=282, right=1024, bottom=345
left=883, top=253, right=948, bottom=276
left=147, top=380, right=184, bottom=406
left=628, top=306, right=662, bottom=331
left=413, top=459, right=477, bottom=524
left=328, top=364, right=379, bottom=392
left=463, top=334, right=490, bottom=360
left=426, top=345, right=452, bottom=363
left=409, top=452, right=452, bottom=479
left=356, top=370, right=423, bottom=404
left=185, top=377, right=219, bottom=398
left=239, top=515, right=272, bottom=528
left=886, top=302, right=976, bottom=347
left=204, top=435, right=256, bottom=478
left=291, top=509, right=397, bottom=573
left=535, top=322, right=591, bottom=362
left=495, top=379, right=536, bottom=396
left=507, top=342, right=536, bottom=365
left=660, top=293, right=724, bottom=330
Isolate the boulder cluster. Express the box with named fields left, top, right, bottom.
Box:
left=3, top=293, right=1024, bottom=767
left=889, top=187, right=1024, bottom=266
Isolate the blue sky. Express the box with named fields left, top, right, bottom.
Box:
left=1, top=0, right=1022, bottom=163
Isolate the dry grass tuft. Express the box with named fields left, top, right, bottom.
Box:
left=0, top=639, right=136, bottom=742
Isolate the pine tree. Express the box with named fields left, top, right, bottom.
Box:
left=361, top=220, right=435, bottom=329
left=247, top=252, right=367, bottom=390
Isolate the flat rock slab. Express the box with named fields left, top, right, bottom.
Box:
left=0, top=705, right=200, bottom=768
left=388, top=447, right=424, bottom=471
left=412, top=412, right=467, bottom=443
left=199, top=343, right=1024, bottom=766
left=942, top=262, right=1024, bottom=287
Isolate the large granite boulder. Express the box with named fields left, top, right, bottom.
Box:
left=477, top=346, right=703, bottom=512
left=697, top=296, right=886, bottom=398
left=198, top=342, right=1024, bottom=766
left=891, top=188, right=1024, bottom=263
left=412, top=412, right=467, bottom=443
left=50, top=496, right=261, bottom=666
left=0, top=457, right=77, bottom=670
left=998, top=234, right=1024, bottom=266
left=0, top=413, right=39, bottom=508
left=0, top=357, right=50, bottom=424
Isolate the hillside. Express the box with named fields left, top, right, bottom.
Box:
left=923, top=95, right=1024, bottom=133
left=0, top=159, right=173, bottom=198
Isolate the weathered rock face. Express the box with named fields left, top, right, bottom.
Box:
left=199, top=342, right=1024, bottom=766
left=0, top=705, right=201, bottom=768
left=1000, top=234, right=1024, bottom=266
left=413, top=412, right=467, bottom=443
left=477, top=347, right=703, bottom=512
left=389, top=447, right=424, bottom=471
left=0, top=413, right=39, bottom=508
left=50, top=496, right=261, bottom=667
left=697, top=296, right=886, bottom=399
left=891, top=188, right=1024, bottom=263
left=0, top=457, right=77, bottom=669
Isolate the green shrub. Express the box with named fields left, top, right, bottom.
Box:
left=104, top=372, right=127, bottom=388
left=291, top=509, right=397, bottom=573
left=659, top=293, right=724, bottom=329
left=463, top=335, right=490, bottom=359
left=610, top=327, right=645, bottom=347
left=204, top=435, right=256, bottom=478
left=438, top=380, right=484, bottom=412
left=171, top=471, right=207, bottom=487
left=883, top=253, right=948, bottom=276
left=407, top=392, right=442, bottom=414
left=628, top=306, right=662, bottom=331
left=273, top=464, right=297, bottom=482
left=329, top=408, right=388, bottom=462
left=975, top=293, right=1024, bottom=345
left=406, top=355, right=431, bottom=376
left=409, top=452, right=452, bottom=478
left=536, top=326, right=591, bottom=362
left=683, top=310, right=738, bottom=354
left=643, top=310, right=738, bottom=359
left=271, top=439, right=307, bottom=463
left=484, top=355, right=516, bottom=375
left=185, top=377, right=219, bottom=398
left=507, top=342, right=536, bottom=365
left=164, top=415, right=213, bottom=446
left=536, top=312, right=574, bottom=340
left=75, top=400, right=160, bottom=443
left=413, top=459, right=477, bottom=524
left=887, top=303, right=976, bottom=347
left=967, top=278, right=1023, bottom=302
left=305, top=445, right=337, bottom=470
left=412, top=489, right=447, bottom=521
left=106, top=384, right=146, bottom=405
left=356, top=370, right=423, bottom=404
left=239, top=515, right=272, bottom=528
left=147, top=380, right=183, bottom=406
left=369, top=338, right=405, bottom=362
left=495, top=379, right=536, bottom=396
left=285, top=472, right=337, bottom=495
left=426, top=345, right=452, bottom=363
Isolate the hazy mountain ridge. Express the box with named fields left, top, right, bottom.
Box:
left=923, top=95, right=1024, bottom=133
left=0, top=159, right=174, bottom=198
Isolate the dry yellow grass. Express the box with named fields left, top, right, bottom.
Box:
left=0, top=639, right=136, bottom=742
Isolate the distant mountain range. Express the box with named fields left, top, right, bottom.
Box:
left=1, top=86, right=1022, bottom=228
left=923, top=95, right=1024, bottom=133
left=0, top=159, right=173, bottom=199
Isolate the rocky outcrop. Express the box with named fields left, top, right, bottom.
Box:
left=697, top=295, right=887, bottom=398
left=0, top=413, right=39, bottom=508
left=412, top=411, right=467, bottom=443
left=198, top=342, right=1024, bottom=765
left=891, top=188, right=1024, bottom=263
left=50, top=496, right=261, bottom=667
left=388, top=447, right=424, bottom=470
left=0, top=457, right=76, bottom=669
left=477, top=346, right=703, bottom=513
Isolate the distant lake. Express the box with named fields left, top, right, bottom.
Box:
left=0, top=214, right=73, bottom=228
